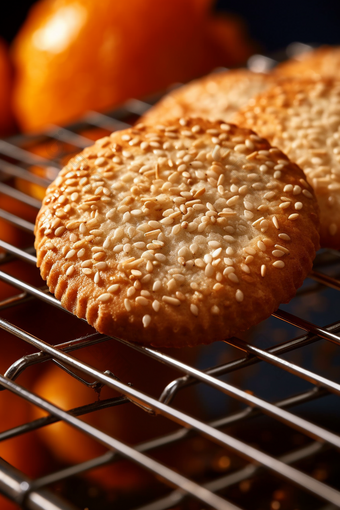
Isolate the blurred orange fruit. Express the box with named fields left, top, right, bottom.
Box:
left=0, top=334, right=49, bottom=510
left=32, top=340, right=198, bottom=490
left=0, top=38, right=16, bottom=136
left=12, top=0, right=253, bottom=132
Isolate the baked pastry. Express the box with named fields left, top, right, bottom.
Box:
left=141, top=69, right=276, bottom=125
left=233, top=77, right=340, bottom=249
left=275, top=46, right=340, bottom=78
left=35, top=119, right=319, bottom=347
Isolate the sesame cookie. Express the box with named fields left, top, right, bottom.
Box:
left=275, top=46, right=340, bottom=78
left=141, top=69, right=275, bottom=125
left=233, top=77, right=340, bottom=249
left=35, top=119, right=319, bottom=347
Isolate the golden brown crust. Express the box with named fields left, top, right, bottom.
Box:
left=233, top=77, right=340, bottom=249
left=275, top=46, right=340, bottom=78
left=35, top=118, right=319, bottom=347
left=141, top=69, right=276, bottom=126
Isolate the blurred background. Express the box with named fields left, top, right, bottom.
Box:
left=1, top=0, right=340, bottom=137
left=2, top=0, right=340, bottom=50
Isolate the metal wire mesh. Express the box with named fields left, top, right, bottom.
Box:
left=0, top=73, right=340, bottom=510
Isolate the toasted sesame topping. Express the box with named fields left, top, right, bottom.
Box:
left=36, top=117, right=319, bottom=346
left=162, top=296, right=181, bottom=306
left=108, top=284, right=120, bottom=293
left=98, top=293, right=111, bottom=303
left=273, top=260, right=285, bottom=269
left=142, top=315, right=152, bottom=328
left=235, top=289, right=244, bottom=302
left=233, top=77, right=340, bottom=248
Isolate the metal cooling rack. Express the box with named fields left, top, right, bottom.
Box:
left=1, top=73, right=340, bottom=510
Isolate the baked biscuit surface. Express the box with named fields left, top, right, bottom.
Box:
left=233, top=78, right=340, bottom=248
left=141, top=70, right=275, bottom=125
left=35, top=119, right=319, bottom=347
left=275, top=46, right=340, bottom=78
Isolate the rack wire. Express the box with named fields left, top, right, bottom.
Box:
left=1, top=71, right=340, bottom=510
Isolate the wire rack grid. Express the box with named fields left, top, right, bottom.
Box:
left=0, top=84, right=340, bottom=510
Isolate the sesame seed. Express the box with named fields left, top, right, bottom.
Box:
left=145, top=229, right=162, bottom=237
left=212, top=247, right=222, bottom=258
left=55, top=226, right=65, bottom=236
left=279, top=202, right=291, bottom=209
left=241, top=264, right=250, bottom=273
left=257, top=241, right=266, bottom=251
left=273, top=260, right=285, bottom=268
left=212, top=145, right=221, bottom=160
left=94, top=262, right=107, bottom=270
left=162, top=296, right=181, bottom=306
left=93, top=251, right=106, bottom=261
left=272, top=216, right=279, bottom=229
left=243, top=246, right=256, bottom=256
left=95, top=157, right=107, bottom=167
left=227, top=195, right=239, bottom=206
left=171, top=224, right=181, bottom=235
left=81, top=260, right=92, bottom=268
left=82, top=268, right=92, bottom=275
left=142, top=315, right=151, bottom=328
left=66, top=249, right=76, bottom=259
left=272, top=250, right=285, bottom=257
left=223, top=235, right=236, bottom=243
left=66, top=265, right=75, bottom=276
left=108, top=284, right=120, bottom=293
left=278, top=233, right=291, bottom=241
left=127, top=287, right=136, bottom=298
left=136, top=296, right=149, bottom=306
left=288, top=213, right=299, bottom=221
left=190, top=304, right=199, bottom=316
left=178, top=246, right=191, bottom=258
left=235, top=289, right=244, bottom=302
left=98, top=293, right=111, bottom=302
left=261, top=264, right=266, bottom=277
left=124, top=299, right=132, bottom=311
left=228, top=272, right=239, bottom=283
left=302, top=189, right=313, bottom=199
left=152, top=280, right=161, bottom=291
left=295, top=202, right=303, bottom=210
left=131, top=269, right=142, bottom=277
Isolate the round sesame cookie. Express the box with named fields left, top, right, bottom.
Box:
left=233, top=77, right=340, bottom=249
left=141, top=69, right=276, bottom=126
left=275, top=46, right=340, bottom=79
left=34, top=119, right=319, bottom=348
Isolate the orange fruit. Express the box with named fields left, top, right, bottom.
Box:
left=0, top=333, right=49, bottom=510
left=0, top=38, right=15, bottom=136
left=32, top=339, right=198, bottom=489
left=12, top=0, right=253, bottom=132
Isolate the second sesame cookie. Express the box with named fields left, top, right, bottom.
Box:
left=233, top=77, right=340, bottom=249
left=35, top=118, right=319, bottom=347
left=141, top=69, right=276, bottom=126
